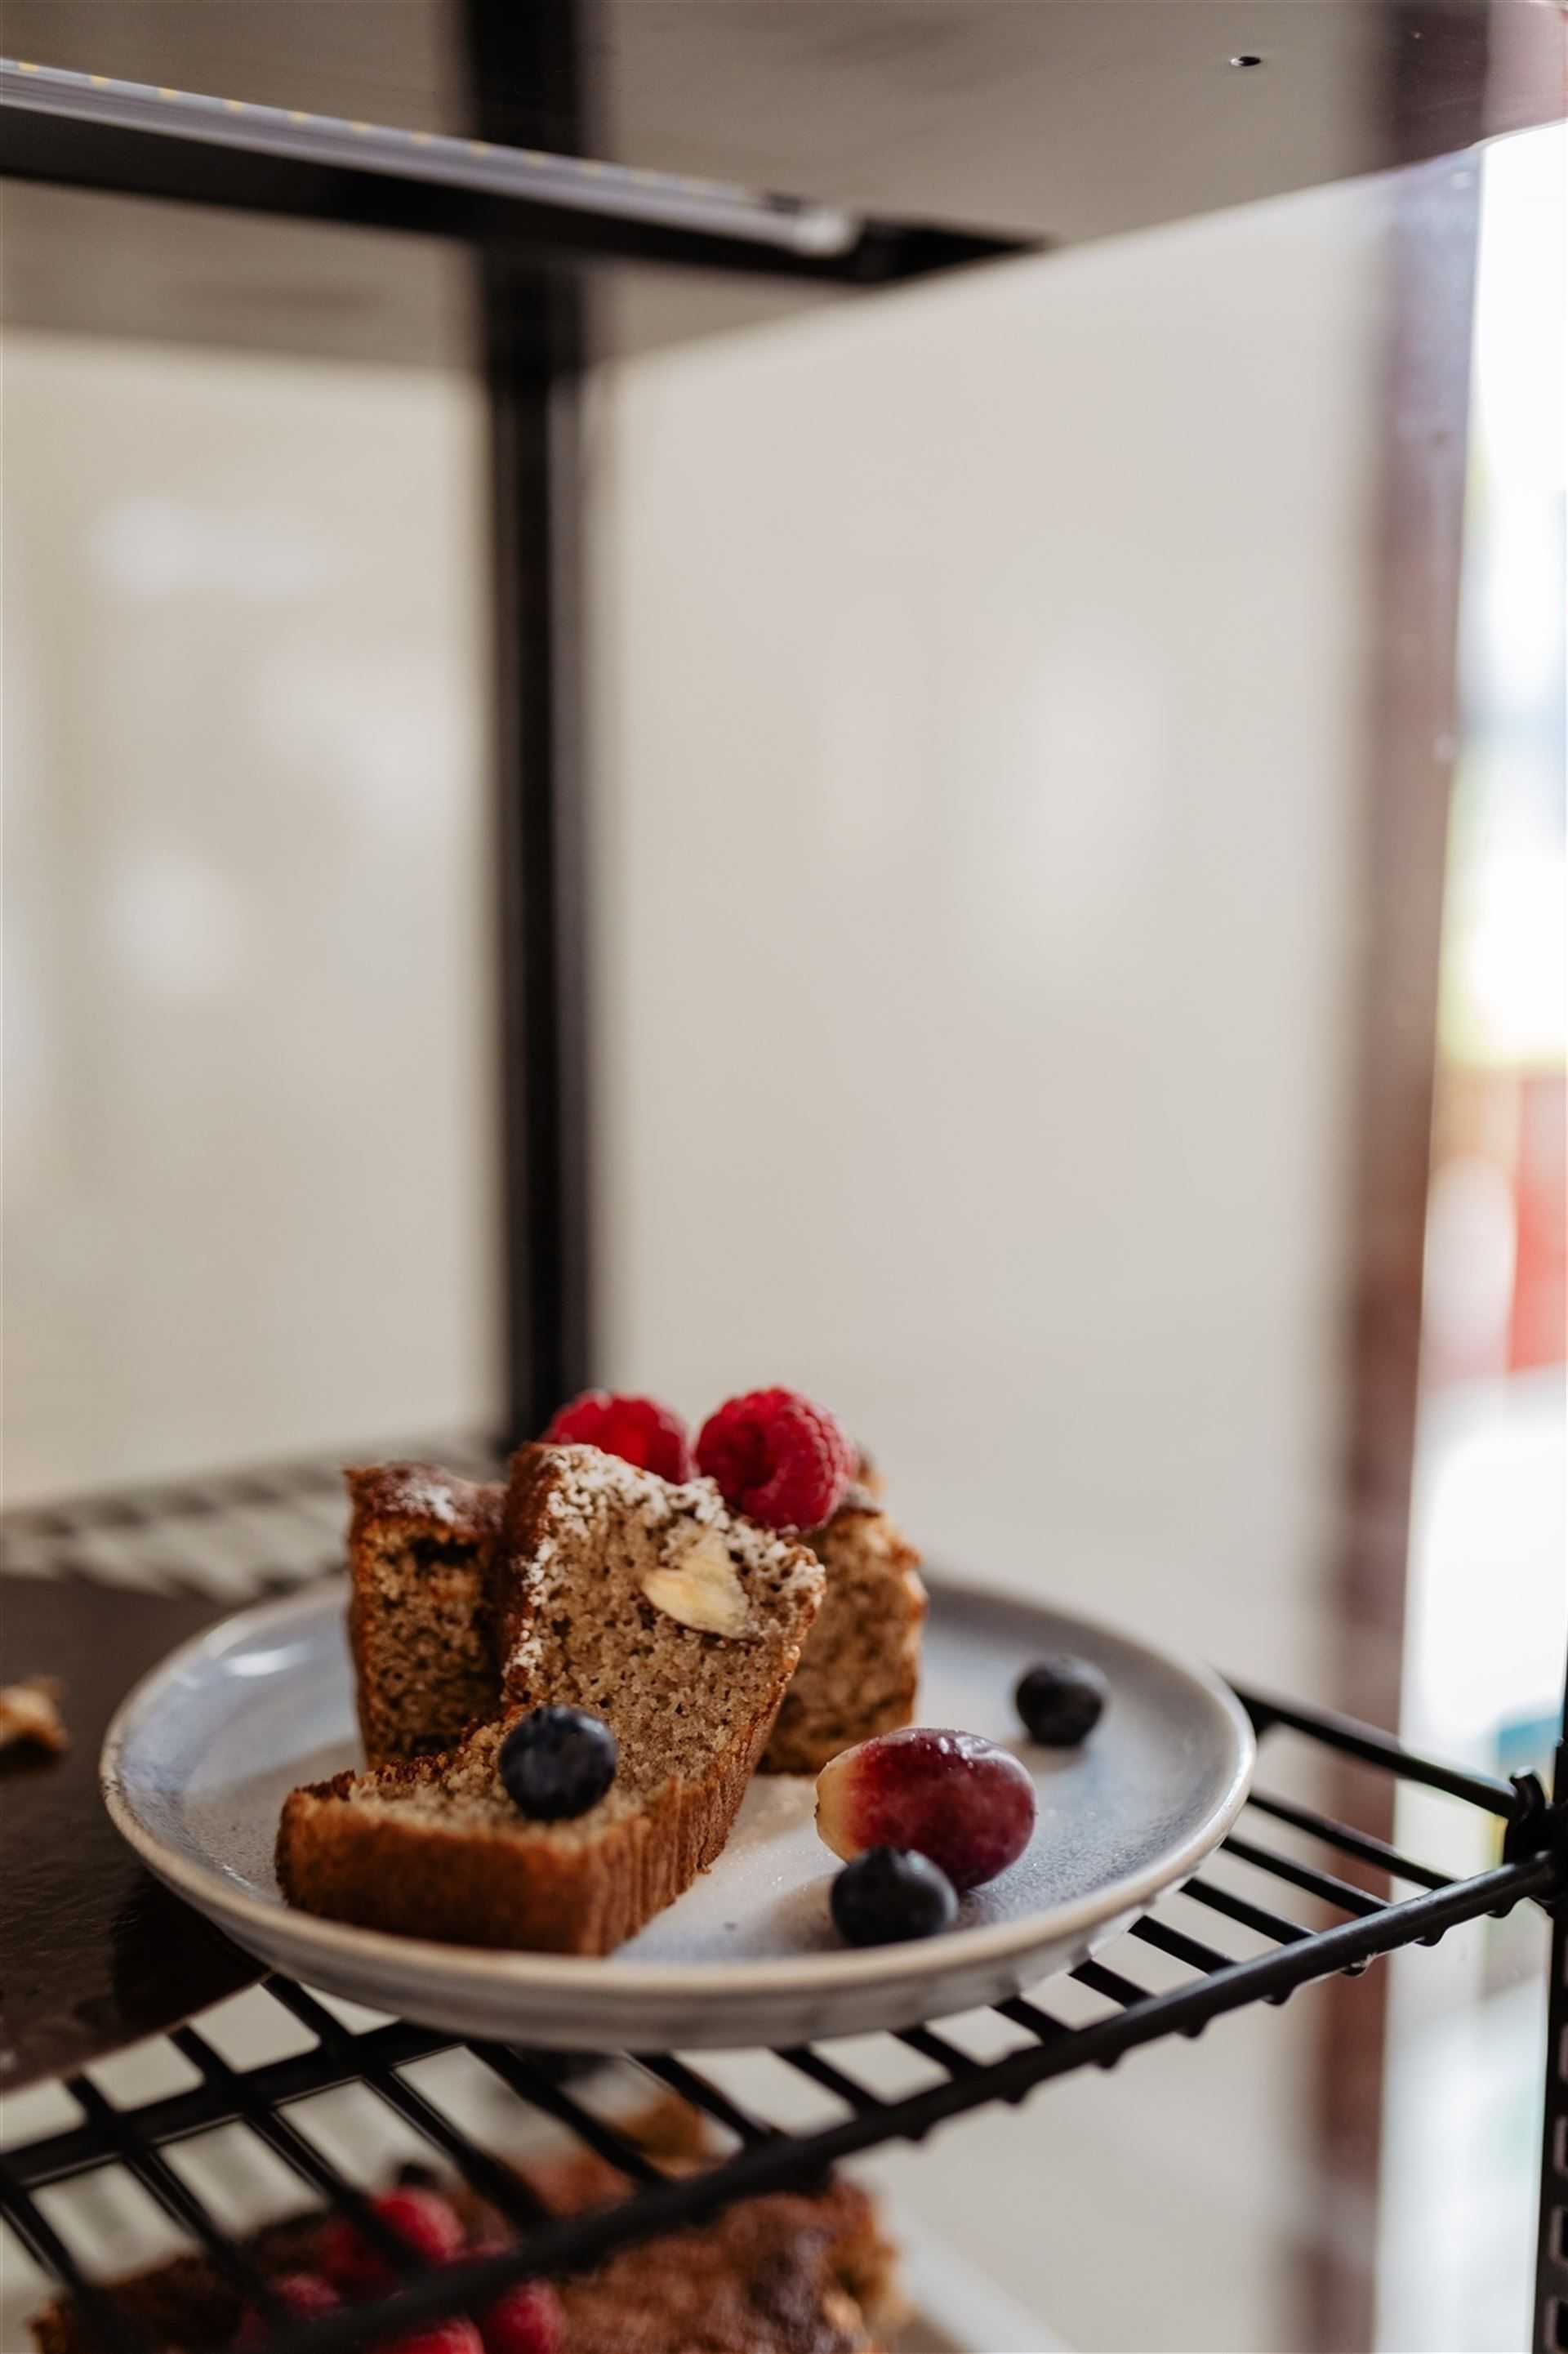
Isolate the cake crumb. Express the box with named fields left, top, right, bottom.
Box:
left=0, top=1677, right=69, bottom=1755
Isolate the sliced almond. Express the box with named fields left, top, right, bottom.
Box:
left=640, top=1529, right=751, bottom=1638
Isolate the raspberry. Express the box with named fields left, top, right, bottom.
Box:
left=376, top=2325, right=483, bottom=2354
left=462, top=2254, right=566, bottom=2354
left=318, top=2188, right=465, bottom=2294
left=695, top=1389, right=853, bottom=1531
left=542, top=1391, right=693, bottom=1482
left=234, top=2273, right=339, bottom=2346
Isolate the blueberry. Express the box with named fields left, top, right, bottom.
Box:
left=830, top=1845, right=957, bottom=1946
left=1015, top=1656, right=1108, bottom=1746
left=499, top=1706, right=617, bottom=1820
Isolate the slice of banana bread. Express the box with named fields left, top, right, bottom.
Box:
left=345, top=1464, right=506, bottom=1767
left=278, top=1445, right=825, bottom=1953
left=760, top=1490, right=927, bottom=1774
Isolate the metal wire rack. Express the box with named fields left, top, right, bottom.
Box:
left=3, top=1451, right=1565, bottom=2353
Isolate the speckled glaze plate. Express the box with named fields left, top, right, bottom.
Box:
left=101, top=1577, right=1251, bottom=2050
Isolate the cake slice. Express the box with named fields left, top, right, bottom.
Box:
left=760, top=1488, right=927, bottom=1773
left=278, top=1445, right=825, bottom=1953
left=344, top=1449, right=926, bottom=1782
left=345, top=1464, right=505, bottom=1767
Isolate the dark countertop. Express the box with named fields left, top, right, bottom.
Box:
left=1, top=1574, right=261, bottom=2092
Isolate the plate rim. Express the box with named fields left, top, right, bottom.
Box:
left=100, top=1576, right=1255, bottom=2003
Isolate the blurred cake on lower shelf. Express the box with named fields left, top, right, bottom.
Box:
left=30, top=2116, right=904, bottom=2354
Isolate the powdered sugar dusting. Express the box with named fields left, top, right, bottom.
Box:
left=395, top=1472, right=461, bottom=1524
left=345, top=1462, right=496, bottom=1531
left=505, top=1444, right=823, bottom=1694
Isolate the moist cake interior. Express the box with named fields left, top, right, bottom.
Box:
left=357, top=1525, right=498, bottom=1759
left=341, top=1449, right=822, bottom=1839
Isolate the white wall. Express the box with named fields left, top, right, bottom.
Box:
left=590, top=181, right=1377, bottom=1695
left=587, top=176, right=1383, bottom=2349
left=2, top=335, right=501, bottom=1499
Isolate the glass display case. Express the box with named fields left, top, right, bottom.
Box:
left=2, top=7, right=1563, bottom=2349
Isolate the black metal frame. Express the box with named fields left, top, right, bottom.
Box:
left=1535, top=1670, right=1568, bottom=2354
left=0, top=59, right=1022, bottom=286
left=3, top=1456, right=1566, bottom=2349
left=2, top=26, right=1565, bottom=2351
left=466, top=0, right=594, bottom=1444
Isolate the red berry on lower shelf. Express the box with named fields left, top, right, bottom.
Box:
left=376, top=2322, right=483, bottom=2354
left=318, top=2188, right=466, bottom=2294
left=478, top=2274, right=567, bottom=2354
left=234, top=2272, right=340, bottom=2346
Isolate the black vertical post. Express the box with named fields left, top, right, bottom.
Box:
left=1534, top=1657, right=1568, bottom=2354
left=463, top=1, right=591, bottom=1445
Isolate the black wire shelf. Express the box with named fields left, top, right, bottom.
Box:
left=4, top=1450, right=1565, bottom=2353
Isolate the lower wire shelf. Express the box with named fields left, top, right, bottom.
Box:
left=2, top=1449, right=1565, bottom=2352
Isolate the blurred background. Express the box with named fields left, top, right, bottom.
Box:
left=3, top=74, right=1563, bottom=2354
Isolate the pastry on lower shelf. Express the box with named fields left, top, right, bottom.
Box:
left=548, top=2169, right=899, bottom=2353
left=30, top=2126, right=902, bottom=2354
left=345, top=1465, right=505, bottom=1767
left=760, top=1489, right=927, bottom=1774
left=31, top=2214, right=328, bottom=2354
left=277, top=1444, right=825, bottom=1953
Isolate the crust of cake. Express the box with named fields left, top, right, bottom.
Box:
left=345, top=1464, right=505, bottom=1768
left=277, top=1711, right=775, bottom=1955
left=280, top=1447, right=825, bottom=1955
left=760, top=1503, right=926, bottom=1775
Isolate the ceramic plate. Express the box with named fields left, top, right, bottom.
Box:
left=101, top=1577, right=1251, bottom=2050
